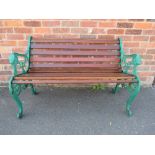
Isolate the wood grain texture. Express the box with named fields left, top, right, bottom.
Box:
left=15, top=72, right=135, bottom=80
left=30, top=57, right=120, bottom=63
left=32, top=39, right=120, bottom=44
left=19, top=72, right=133, bottom=77
left=31, top=50, right=120, bottom=56
left=28, top=68, right=122, bottom=73
left=30, top=63, right=120, bottom=68
left=31, top=44, right=120, bottom=50
left=13, top=79, right=136, bottom=84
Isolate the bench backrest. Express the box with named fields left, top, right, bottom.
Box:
left=29, top=38, right=122, bottom=73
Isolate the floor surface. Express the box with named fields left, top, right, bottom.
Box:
left=0, top=87, right=155, bottom=135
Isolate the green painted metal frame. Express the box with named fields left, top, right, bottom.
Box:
left=9, top=36, right=141, bottom=118
left=113, top=38, right=141, bottom=116
left=9, top=36, right=37, bottom=118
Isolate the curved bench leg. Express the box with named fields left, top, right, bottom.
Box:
left=9, top=83, right=23, bottom=118
left=9, top=83, right=38, bottom=118
left=12, top=93, right=23, bottom=118
left=112, top=83, right=121, bottom=94
left=30, top=84, right=38, bottom=95
left=126, top=82, right=141, bottom=116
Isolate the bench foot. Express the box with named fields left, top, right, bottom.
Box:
left=112, top=84, right=121, bottom=94
left=9, top=82, right=23, bottom=119
left=126, top=82, right=141, bottom=116
left=13, top=94, right=23, bottom=119
left=17, top=111, right=23, bottom=118
left=9, top=80, right=39, bottom=118
left=30, top=84, right=38, bottom=95
left=126, top=108, right=132, bottom=117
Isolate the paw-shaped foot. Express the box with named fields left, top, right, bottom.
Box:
left=126, top=108, right=133, bottom=117
left=17, top=112, right=23, bottom=119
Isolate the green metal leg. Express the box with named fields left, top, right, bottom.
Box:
left=9, top=83, right=38, bottom=118
left=30, top=84, right=38, bottom=95
left=9, top=82, right=23, bottom=118
left=112, top=84, right=121, bottom=94
left=126, top=82, right=141, bottom=116
left=12, top=93, right=23, bottom=118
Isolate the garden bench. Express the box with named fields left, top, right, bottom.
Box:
left=9, top=36, right=141, bottom=118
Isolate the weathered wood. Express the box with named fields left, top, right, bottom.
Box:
left=15, top=76, right=134, bottom=81
left=31, top=50, right=120, bottom=56
left=21, top=72, right=130, bottom=77
left=29, top=68, right=122, bottom=73
left=30, top=57, right=120, bottom=63
left=31, top=44, right=120, bottom=50
left=14, top=38, right=136, bottom=85
left=30, top=63, right=120, bottom=68
left=32, top=39, right=120, bottom=44
left=13, top=79, right=136, bottom=84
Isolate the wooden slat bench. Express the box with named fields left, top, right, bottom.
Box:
left=9, top=36, right=141, bottom=118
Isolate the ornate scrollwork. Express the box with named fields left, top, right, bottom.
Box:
left=9, top=53, right=29, bottom=76
left=12, top=84, right=21, bottom=96
left=9, top=36, right=32, bottom=76
left=121, top=54, right=141, bottom=77
left=10, top=83, right=28, bottom=96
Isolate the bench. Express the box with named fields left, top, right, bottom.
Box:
left=9, top=36, right=141, bottom=118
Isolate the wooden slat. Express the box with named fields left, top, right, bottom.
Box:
left=22, top=72, right=130, bottom=77
left=30, top=57, right=120, bottom=63
left=15, top=76, right=134, bottom=80
left=31, top=44, right=120, bottom=50
left=31, top=50, right=120, bottom=56
left=16, top=72, right=134, bottom=78
left=15, top=77, right=134, bottom=80
left=13, top=79, right=136, bottom=84
left=29, top=68, right=122, bottom=74
left=15, top=72, right=135, bottom=81
left=31, top=39, right=120, bottom=44
left=29, top=68, right=122, bottom=73
left=30, top=63, right=120, bottom=68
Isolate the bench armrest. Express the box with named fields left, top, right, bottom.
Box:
left=122, top=54, right=141, bottom=76
left=9, top=36, right=32, bottom=76
left=9, top=52, right=29, bottom=76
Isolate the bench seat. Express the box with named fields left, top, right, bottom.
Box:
left=13, top=72, right=136, bottom=84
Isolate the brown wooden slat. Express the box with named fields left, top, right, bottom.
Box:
left=30, top=63, right=120, bottom=68
left=29, top=70, right=122, bottom=73
left=31, top=50, right=120, bottom=56
left=30, top=57, right=120, bottom=63
left=31, top=39, right=119, bottom=44
left=21, top=72, right=130, bottom=77
left=15, top=72, right=135, bottom=80
left=31, top=44, right=120, bottom=50
left=13, top=79, right=136, bottom=84
left=15, top=76, right=134, bottom=80
left=29, top=68, right=122, bottom=73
